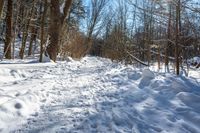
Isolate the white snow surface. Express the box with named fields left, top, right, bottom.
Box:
left=0, top=56, right=200, bottom=133
left=189, top=56, right=200, bottom=64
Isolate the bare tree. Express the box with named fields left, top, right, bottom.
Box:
left=12, top=0, right=22, bottom=59
left=47, top=0, right=73, bottom=62
left=19, top=0, right=36, bottom=59
left=0, top=0, right=4, bottom=19
left=175, top=0, right=181, bottom=75
left=4, top=0, right=13, bottom=59
left=39, top=0, right=48, bottom=62
left=165, top=2, right=172, bottom=71
left=28, top=3, right=39, bottom=56
left=81, top=0, right=107, bottom=56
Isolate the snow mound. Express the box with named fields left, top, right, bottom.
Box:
left=0, top=56, right=199, bottom=133
left=0, top=68, right=28, bottom=83
left=41, top=53, right=52, bottom=63
left=192, top=56, right=200, bottom=64
left=171, top=80, right=191, bottom=93
left=176, top=92, right=200, bottom=110
left=139, top=69, right=155, bottom=88
left=65, top=56, right=74, bottom=62
left=142, top=69, right=155, bottom=79
left=188, top=56, right=200, bottom=68
left=0, top=91, right=39, bottom=132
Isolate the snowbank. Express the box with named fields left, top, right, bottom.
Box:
left=142, top=69, right=155, bottom=79
left=0, top=56, right=199, bottom=133
left=0, top=91, right=40, bottom=132
left=188, top=56, right=200, bottom=68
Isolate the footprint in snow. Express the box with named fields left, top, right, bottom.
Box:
left=40, top=99, right=47, bottom=103
left=15, top=103, right=22, bottom=109
left=15, top=93, right=20, bottom=97
left=31, top=112, right=39, bottom=117
left=13, top=81, right=18, bottom=85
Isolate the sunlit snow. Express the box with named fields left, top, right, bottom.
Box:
left=0, top=56, right=199, bottom=133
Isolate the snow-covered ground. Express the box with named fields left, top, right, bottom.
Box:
left=0, top=56, right=200, bottom=133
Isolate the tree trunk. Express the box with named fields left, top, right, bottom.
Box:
left=39, top=0, right=48, bottom=62
left=47, top=0, right=73, bottom=62
left=4, top=0, right=13, bottom=59
left=12, top=0, right=21, bottom=59
left=175, top=0, right=180, bottom=75
left=47, top=0, right=60, bottom=62
left=0, top=0, right=4, bottom=19
left=165, top=3, right=172, bottom=70
left=19, top=0, right=35, bottom=59
left=28, top=27, right=37, bottom=56
left=158, top=44, right=161, bottom=69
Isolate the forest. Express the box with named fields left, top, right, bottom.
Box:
left=0, top=0, right=200, bottom=132
left=0, top=0, right=199, bottom=74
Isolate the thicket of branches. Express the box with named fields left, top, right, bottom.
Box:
left=0, top=0, right=200, bottom=75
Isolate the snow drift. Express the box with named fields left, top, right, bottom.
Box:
left=0, top=56, right=199, bottom=133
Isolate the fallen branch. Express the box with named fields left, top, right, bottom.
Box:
left=126, top=51, right=149, bottom=66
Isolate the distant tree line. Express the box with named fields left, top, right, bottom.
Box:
left=0, top=0, right=84, bottom=62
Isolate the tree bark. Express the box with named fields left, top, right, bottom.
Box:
left=158, top=44, right=161, bottom=70
left=46, top=0, right=60, bottom=62
left=4, top=0, right=13, bottom=59
left=0, top=0, right=4, bottom=19
left=28, top=27, right=37, bottom=56
left=19, top=0, right=36, bottom=59
left=28, top=2, right=38, bottom=56
left=175, top=0, right=180, bottom=75
left=39, top=0, right=48, bottom=62
left=12, top=0, right=21, bottom=59
left=47, top=0, right=73, bottom=62
left=165, top=3, right=172, bottom=70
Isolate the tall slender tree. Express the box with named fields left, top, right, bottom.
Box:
left=39, top=0, right=48, bottom=62
left=175, top=0, right=181, bottom=75
left=4, top=0, right=13, bottom=59
left=165, top=2, right=172, bottom=71
left=0, top=0, right=4, bottom=19
left=81, top=0, right=107, bottom=57
left=19, top=0, right=36, bottom=59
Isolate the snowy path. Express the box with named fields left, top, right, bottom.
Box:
left=0, top=57, right=200, bottom=133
